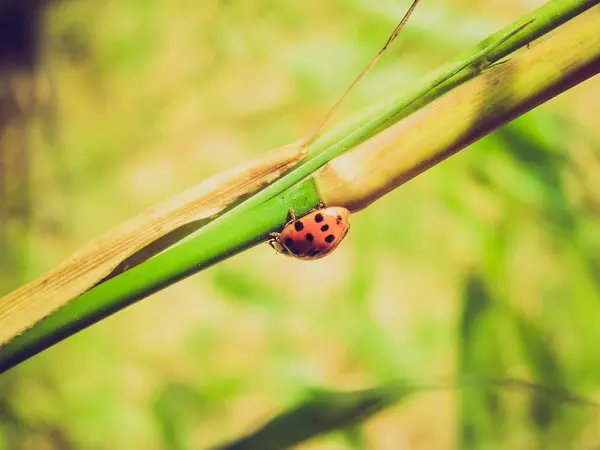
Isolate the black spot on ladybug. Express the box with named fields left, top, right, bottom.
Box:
left=291, top=248, right=301, bottom=255
left=320, top=224, right=329, bottom=232
left=336, top=214, right=342, bottom=224
left=314, top=213, right=323, bottom=223
left=294, top=220, right=304, bottom=231
left=308, top=248, right=320, bottom=257
left=305, top=233, right=314, bottom=242
left=325, top=234, right=335, bottom=243
left=284, top=237, right=294, bottom=247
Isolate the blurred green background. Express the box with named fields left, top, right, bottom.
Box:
left=1, top=0, right=600, bottom=448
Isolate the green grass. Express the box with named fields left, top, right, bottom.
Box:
left=3, top=0, right=598, bottom=376
left=0, top=0, right=600, bottom=449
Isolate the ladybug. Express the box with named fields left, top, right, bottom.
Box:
left=269, top=202, right=351, bottom=260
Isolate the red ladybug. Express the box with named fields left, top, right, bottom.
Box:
left=269, top=203, right=351, bottom=260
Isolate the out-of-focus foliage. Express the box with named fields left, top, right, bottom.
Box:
left=1, top=0, right=599, bottom=449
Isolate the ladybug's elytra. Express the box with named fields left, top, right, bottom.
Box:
left=269, top=203, right=351, bottom=260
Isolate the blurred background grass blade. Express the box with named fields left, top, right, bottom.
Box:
left=512, top=312, right=566, bottom=441
left=458, top=274, right=579, bottom=448
left=458, top=273, right=504, bottom=449
left=214, top=385, right=412, bottom=450
left=215, top=377, right=597, bottom=450
left=153, top=382, right=207, bottom=450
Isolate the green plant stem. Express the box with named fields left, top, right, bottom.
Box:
left=0, top=183, right=321, bottom=372
left=310, top=0, right=599, bottom=154
left=0, top=0, right=598, bottom=373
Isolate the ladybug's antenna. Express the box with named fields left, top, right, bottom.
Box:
left=299, top=0, right=422, bottom=149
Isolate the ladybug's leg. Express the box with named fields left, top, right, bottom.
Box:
left=268, top=234, right=287, bottom=254
left=284, top=208, right=296, bottom=227
left=310, top=201, right=325, bottom=212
